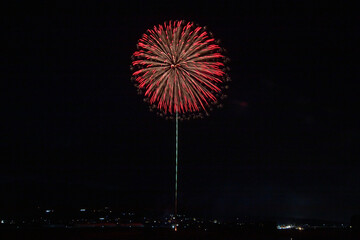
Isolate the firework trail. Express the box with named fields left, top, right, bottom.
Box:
left=131, top=20, right=230, bottom=118
left=131, top=21, right=230, bottom=231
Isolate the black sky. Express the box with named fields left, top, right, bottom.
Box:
left=1, top=1, right=359, bottom=222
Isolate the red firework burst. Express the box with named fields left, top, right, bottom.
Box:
left=131, top=20, right=230, bottom=118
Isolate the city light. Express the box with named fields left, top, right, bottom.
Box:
left=277, top=225, right=293, bottom=230
left=277, top=225, right=306, bottom=231
left=0, top=207, right=352, bottom=232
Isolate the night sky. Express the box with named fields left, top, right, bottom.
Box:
left=2, top=1, right=359, bottom=222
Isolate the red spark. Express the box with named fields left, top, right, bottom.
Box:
left=131, top=20, right=230, bottom=118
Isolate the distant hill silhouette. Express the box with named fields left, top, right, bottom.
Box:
left=351, top=215, right=360, bottom=231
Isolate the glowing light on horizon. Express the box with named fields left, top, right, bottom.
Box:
left=277, top=225, right=293, bottom=230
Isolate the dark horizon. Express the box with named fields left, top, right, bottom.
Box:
left=2, top=1, right=358, bottom=224
left=0, top=204, right=355, bottom=225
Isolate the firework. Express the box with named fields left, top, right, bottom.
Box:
left=131, top=20, right=230, bottom=119
left=130, top=20, right=230, bottom=231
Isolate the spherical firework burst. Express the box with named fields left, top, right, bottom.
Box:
left=131, top=20, right=230, bottom=119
